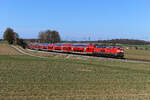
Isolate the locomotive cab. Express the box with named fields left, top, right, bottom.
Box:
left=94, top=45, right=124, bottom=58
left=115, top=46, right=124, bottom=58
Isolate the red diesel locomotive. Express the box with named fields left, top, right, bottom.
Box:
left=27, top=43, right=124, bottom=58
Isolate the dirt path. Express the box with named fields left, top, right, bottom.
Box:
left=11, top=45, right=47, bottom=58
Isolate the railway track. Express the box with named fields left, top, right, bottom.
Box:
left=26, top=48, right=150, bottom=63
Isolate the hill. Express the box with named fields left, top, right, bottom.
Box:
left=62, top=39, right=150, bottom=45
left=6, top=38, right=149, bottom=45
left=98, top=39, right=150, bottom=45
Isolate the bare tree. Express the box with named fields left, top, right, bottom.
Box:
left=51, top=30, right=61, bottom=43
left=38, top=31, right=45, bottom=43
left=38, top=30, right=61, bottom=43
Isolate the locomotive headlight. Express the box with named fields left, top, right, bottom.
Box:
left=117, top=50, right=124, bottom=53
left=117, top=50, right=121, bottom=52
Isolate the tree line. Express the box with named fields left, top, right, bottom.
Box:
left=38, top=30, right=61, bottom=43
left=3, top=27, right=150, bottom=46
left=98, top=39, right=150, bottom=45
left=3, top=28, right=61, bottom=47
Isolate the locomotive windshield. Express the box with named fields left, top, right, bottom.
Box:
left=53, top=43, right=63, bottom=46
left=72, top=44, right=88, bottom=47
left=42, top=43, right=49, bottom=46
left=96, top=45, right=124, bottom=49
left=109, top=46, right=115, bottom=49
left=117, top=46, right=123, bottom=49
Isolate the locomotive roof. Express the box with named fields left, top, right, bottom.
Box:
left=41, top=43, right=49, bottom=45
left=30, top=43, right=95, bottom=47
left=53, top=43, right=63, bottom=46
left=72, top=44, right=88, bottom=47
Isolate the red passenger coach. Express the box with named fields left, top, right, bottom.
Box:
left=86, top=44, right=96, bottom=54
left=72, top=44, right=87, bottom=53
left=26, top=43, right=32, bottom=49
left=48, top=44, right=54, bottom=51
left=41, top=43, right=49, bottom=50
left=32, top=43, right=39, bottom=50
left=38, top=43, right=44, bottom=50
left=53, top=43, right=63, bottom=51
left=62, top=44, right=72, bottom=52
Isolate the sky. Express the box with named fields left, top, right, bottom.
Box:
left=0, top=0, right=150, bottom=41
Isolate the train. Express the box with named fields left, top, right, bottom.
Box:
left=26, top=43, right=124, bottom=58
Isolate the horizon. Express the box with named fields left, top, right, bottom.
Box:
left=0, top=0, right=150, bottom=41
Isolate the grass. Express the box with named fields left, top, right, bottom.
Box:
left=20, top=45, right=150, bottom=61
left=1, top=55, right=150, bottom=100
left=120, top=44, right=150, bottom=49
left=114, top=44, right=150, bottom=61
left=0, top=41, right=8, bottom=44
left=125, top=49, right=150, bottom=61
left=117, top=44, right=150, bottom=61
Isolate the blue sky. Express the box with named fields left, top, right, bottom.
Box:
left=0, top=0, right=150, bottom=41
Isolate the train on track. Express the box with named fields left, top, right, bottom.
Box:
left=26, top=43, right=124, bottom=58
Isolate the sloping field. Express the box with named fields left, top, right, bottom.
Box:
left=0, top=53, right=150, bottom=99
left=0, top=44, right=22, bottom=55
left=1, top=44, right=150, bottom=99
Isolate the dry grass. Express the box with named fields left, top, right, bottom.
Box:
left=18, top=46, right=150, bottom=61
left=125, top=49, right=150, bottom=61
left=0, top=44, right=22, bottom=55
left=18, top=46, right=90, bottom=60
left=0, top=55, right=150, bottom=100
left=1, top=45, right=150, bottom=99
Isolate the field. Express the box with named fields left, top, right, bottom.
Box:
left=0, top=44, right=22, bottom=55
left=119, top=44, right=150, bottom=61
left=1, top=44, right=150, bottom=99
left=0, top=41, right=8, bottom=44
left=19, top=44, right=150, bottom=61
left=125, top=49, right=150, bottom=61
